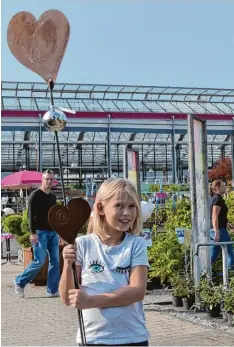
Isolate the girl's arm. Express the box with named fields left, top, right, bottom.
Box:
left=59, top=264, right=81, bottom=305
left=90, top=265, right=148, bottom=307
left=68, top=265, right=148, bottom=309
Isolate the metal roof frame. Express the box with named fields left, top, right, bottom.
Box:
left=2, top=81, right=234, bottom=114
left=1, top=81, right=233, bottom=175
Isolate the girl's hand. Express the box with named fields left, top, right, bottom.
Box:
left=62, top=244, right=77, bottom=267
left=68, top=289, right=92, bottom=309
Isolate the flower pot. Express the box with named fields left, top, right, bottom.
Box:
left=147, top=277, right=161, bottom=290
left=227, top=312, right=234, bottom=326
left=172, top=295, right=183, bottom=307
left=23, top=246, right=64, bottom=286
left=222, top=311, right=228, bottom=322
left=182, top=296, right=195, bottom=310
left=207, top=304, right=221, bottom=318
left=162, top=281, right=171, bottom=289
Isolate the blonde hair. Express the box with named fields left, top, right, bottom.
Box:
left=87, top=178, right=142, bottom=236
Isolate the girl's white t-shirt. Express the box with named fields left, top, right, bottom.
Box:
left=75, top=232, right=149, bottom=345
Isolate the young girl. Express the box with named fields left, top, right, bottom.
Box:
left=59, top=178, right=149, bottom=346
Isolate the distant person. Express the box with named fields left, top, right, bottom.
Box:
left=210, top=180, right=234, bottom=270
left=14, top=170, right=60, bottom=298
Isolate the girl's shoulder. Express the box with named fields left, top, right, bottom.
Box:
left=75, top=233, right=95, bottom=247
left=125, top=233, right=145, bottom=248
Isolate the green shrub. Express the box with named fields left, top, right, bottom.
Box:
left=148, top=231, right=184, bottom=283
left=224, top=280, right=234, bottom=313
left=226, top=191, right=234, bottom=226
left=165, top=197, right=192, bottom=232
left=149, top=184, right=189, bottom=193
left=17, top=209, right=31, bottom=248
left=148, top=196, right=192, bottom=284
left=2, top=215, right=23, bottom=236
left=198, top=274, right=224, bottom=310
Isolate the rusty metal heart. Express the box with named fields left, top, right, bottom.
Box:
left=7, top=10, right=70, bottom=82
left=48, top=198, right=91, bottom=245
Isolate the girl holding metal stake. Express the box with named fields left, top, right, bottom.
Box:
left=59, top=178, right=149, bottom=346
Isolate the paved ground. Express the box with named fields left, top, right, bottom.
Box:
left=2, top=262, right=234, bottom=346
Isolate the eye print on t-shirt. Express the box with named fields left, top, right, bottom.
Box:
left=116, top=265, right=131, bottom=274
left=89, top=260, right=105, bottom=274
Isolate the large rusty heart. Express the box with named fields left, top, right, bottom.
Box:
left=48, top=198, right=91, bottom=244
left=7, top=10, right=70, bottom=82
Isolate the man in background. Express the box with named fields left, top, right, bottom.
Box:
left=14, top=170, right=60, bottom=298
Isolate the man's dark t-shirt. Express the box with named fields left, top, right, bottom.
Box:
left=28, top=189, right=57, bottom=234
left=210, top=194, right=228, bottom=229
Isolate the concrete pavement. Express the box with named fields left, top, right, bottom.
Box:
left=2, top=262, right=234, bottom=346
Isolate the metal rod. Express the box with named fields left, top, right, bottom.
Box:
left=188, top=114, right=200, bottom=291
left=72, top=263, right=86, bottom=346
left=195, top=242, right=234, bottom=289
left=2, top=140, right=232, bottom=145
left=171, top=116, right=177, bottom=183
left=123, top=145, right=127, bottom=179
left=165, top=145, right=168, bottom=181
left=231, top=119, right=234, bottom=181
left=39, top=115, right=42, bottom=172
left=47, top=80, right=86, bottom=345
left=54, top=132, right=66, bottom=205
left=2, top=94, right=234, bottom=103
left=107, top=114, right=112, bottom=178
left=48, top=79, right=55, bottom=107
left=221, top=245, right=229, bottom=290
left=117, top=144, right=120, bottom=177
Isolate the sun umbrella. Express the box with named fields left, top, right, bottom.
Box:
left=1, top=171, right=58, bottom=209
left=1, top=170, right=58, bottom=189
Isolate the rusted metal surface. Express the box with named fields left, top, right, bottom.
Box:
left=7, top=10, right=70, bottom=82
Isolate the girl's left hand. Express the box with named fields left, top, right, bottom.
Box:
left=68, top=289, right=92, bottom=309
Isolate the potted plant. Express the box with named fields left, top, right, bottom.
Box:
left=182, top=276, right=195, bottom=310
left=224, top=278, right=234, bottom=325
left=148, top=231, right=184, bottom=289
left=198, top=276, right=224, bottom=317
left=170, top=273, right=188, bottom=307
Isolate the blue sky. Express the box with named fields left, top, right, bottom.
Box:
left=2, top=0, right=234, bottom=88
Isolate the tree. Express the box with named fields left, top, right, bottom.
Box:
left=208, top=158, right=232, bottom=181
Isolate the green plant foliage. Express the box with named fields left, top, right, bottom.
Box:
left=165, top=197, right=192, bottom=232
left=224, top=278, right=234, bottom=313
left=170, top=273, right=187, bottom=297
left=149, top=184, right=189, bottom=193
left=148, top=231, right=184, bottom=283
left=147, top=206, right=167, bottom=225
left=170, top=273, right=195, bottom=298
left=2, top=215, right=23, bottom=236
left=198, top=274, right=224, bottom=310
left=148, top=197, right=192, bottom=283
left=17, top=209, right=31, bottom=248
left=226, top=191, right=234, bottom=225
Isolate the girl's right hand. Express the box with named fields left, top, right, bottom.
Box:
left=62, top=244, right=77, bottom=266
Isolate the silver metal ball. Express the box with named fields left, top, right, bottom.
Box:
left=43, top=108, right=67, bottom=132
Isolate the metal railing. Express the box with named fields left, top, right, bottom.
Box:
left=195, top=241, right=234, bottom=289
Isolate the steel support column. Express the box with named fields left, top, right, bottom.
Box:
left=171, top=116, right=177, bottom=183
left=107, top=114, right=112, bottom=178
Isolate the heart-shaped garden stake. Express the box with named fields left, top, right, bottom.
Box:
left=7, top=9, right=70, bottom=82
left=48, top=198, right=91, bottom=244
